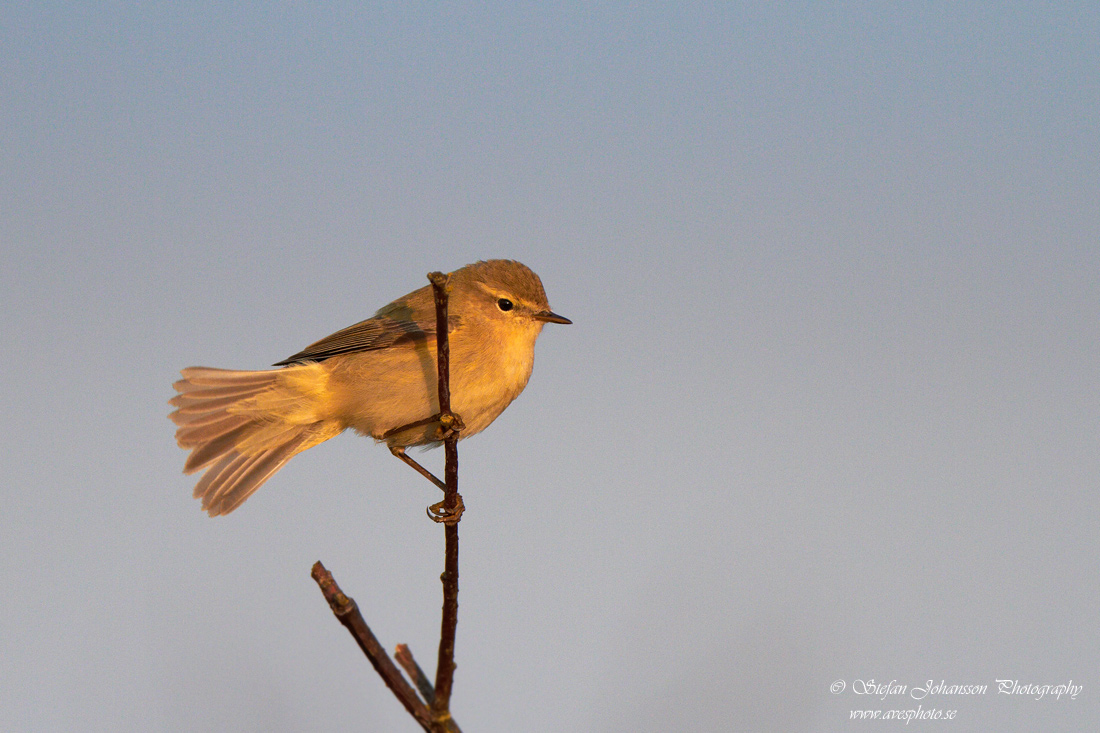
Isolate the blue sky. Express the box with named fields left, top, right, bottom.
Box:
left=2, top=3, right=1097, bottom=731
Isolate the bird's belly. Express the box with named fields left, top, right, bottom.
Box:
left=327, top=335, right=536, bottom=446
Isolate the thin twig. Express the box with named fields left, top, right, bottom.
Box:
left=427, top=271, right=463, bottom=730
left=395, top=644, right=436, bottom=705
left=396, top=644, right=464, bottom=733
left=310, top=562, right=433, bottom=732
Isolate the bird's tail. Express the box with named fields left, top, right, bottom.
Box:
left=169, top=364, right=342, bottom=516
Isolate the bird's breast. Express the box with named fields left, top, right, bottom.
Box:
left=448, top=327, right=538, bottom=435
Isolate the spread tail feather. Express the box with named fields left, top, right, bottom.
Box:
left=169, top=366, right=342, bottom=516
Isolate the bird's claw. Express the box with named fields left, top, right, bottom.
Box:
left=437, top=411, right=464, bottom=440
left=427, top=494, right=465, bottom=525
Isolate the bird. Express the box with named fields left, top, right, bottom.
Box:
left=169, top=259, right=570, bottom=516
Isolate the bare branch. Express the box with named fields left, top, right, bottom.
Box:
left=310, top=562, right=433, bottom=732
left=428, top=271, right=463, bottom=727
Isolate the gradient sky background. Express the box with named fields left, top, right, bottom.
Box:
left=2, top=3, right=1097, bottom=732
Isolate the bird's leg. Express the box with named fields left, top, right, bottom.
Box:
left=389, top=446, right=466, bottom=524
left=389, top=446, right=446, bottom=491
left=382, top=411, right=466, bottom=443
left=386, top=412, right=465, bottom=522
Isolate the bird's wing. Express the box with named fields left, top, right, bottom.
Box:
left=273, top=310, right=459, bottom=366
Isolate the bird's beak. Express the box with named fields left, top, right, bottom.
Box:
left=533, top=310, right=572, bottom=325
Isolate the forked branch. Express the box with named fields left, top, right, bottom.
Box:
left=312, top=270, right=465, bottom=732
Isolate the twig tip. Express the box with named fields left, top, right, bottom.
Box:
left=311, top=560, right=352, bottom=612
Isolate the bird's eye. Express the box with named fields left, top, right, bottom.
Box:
left=497, top=298, right=514, bottom=312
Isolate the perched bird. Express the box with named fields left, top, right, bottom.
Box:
left=169, top=259, right=570, bottom=516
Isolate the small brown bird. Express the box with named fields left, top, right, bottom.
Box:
left=170, top=260, right=570, bottom=516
